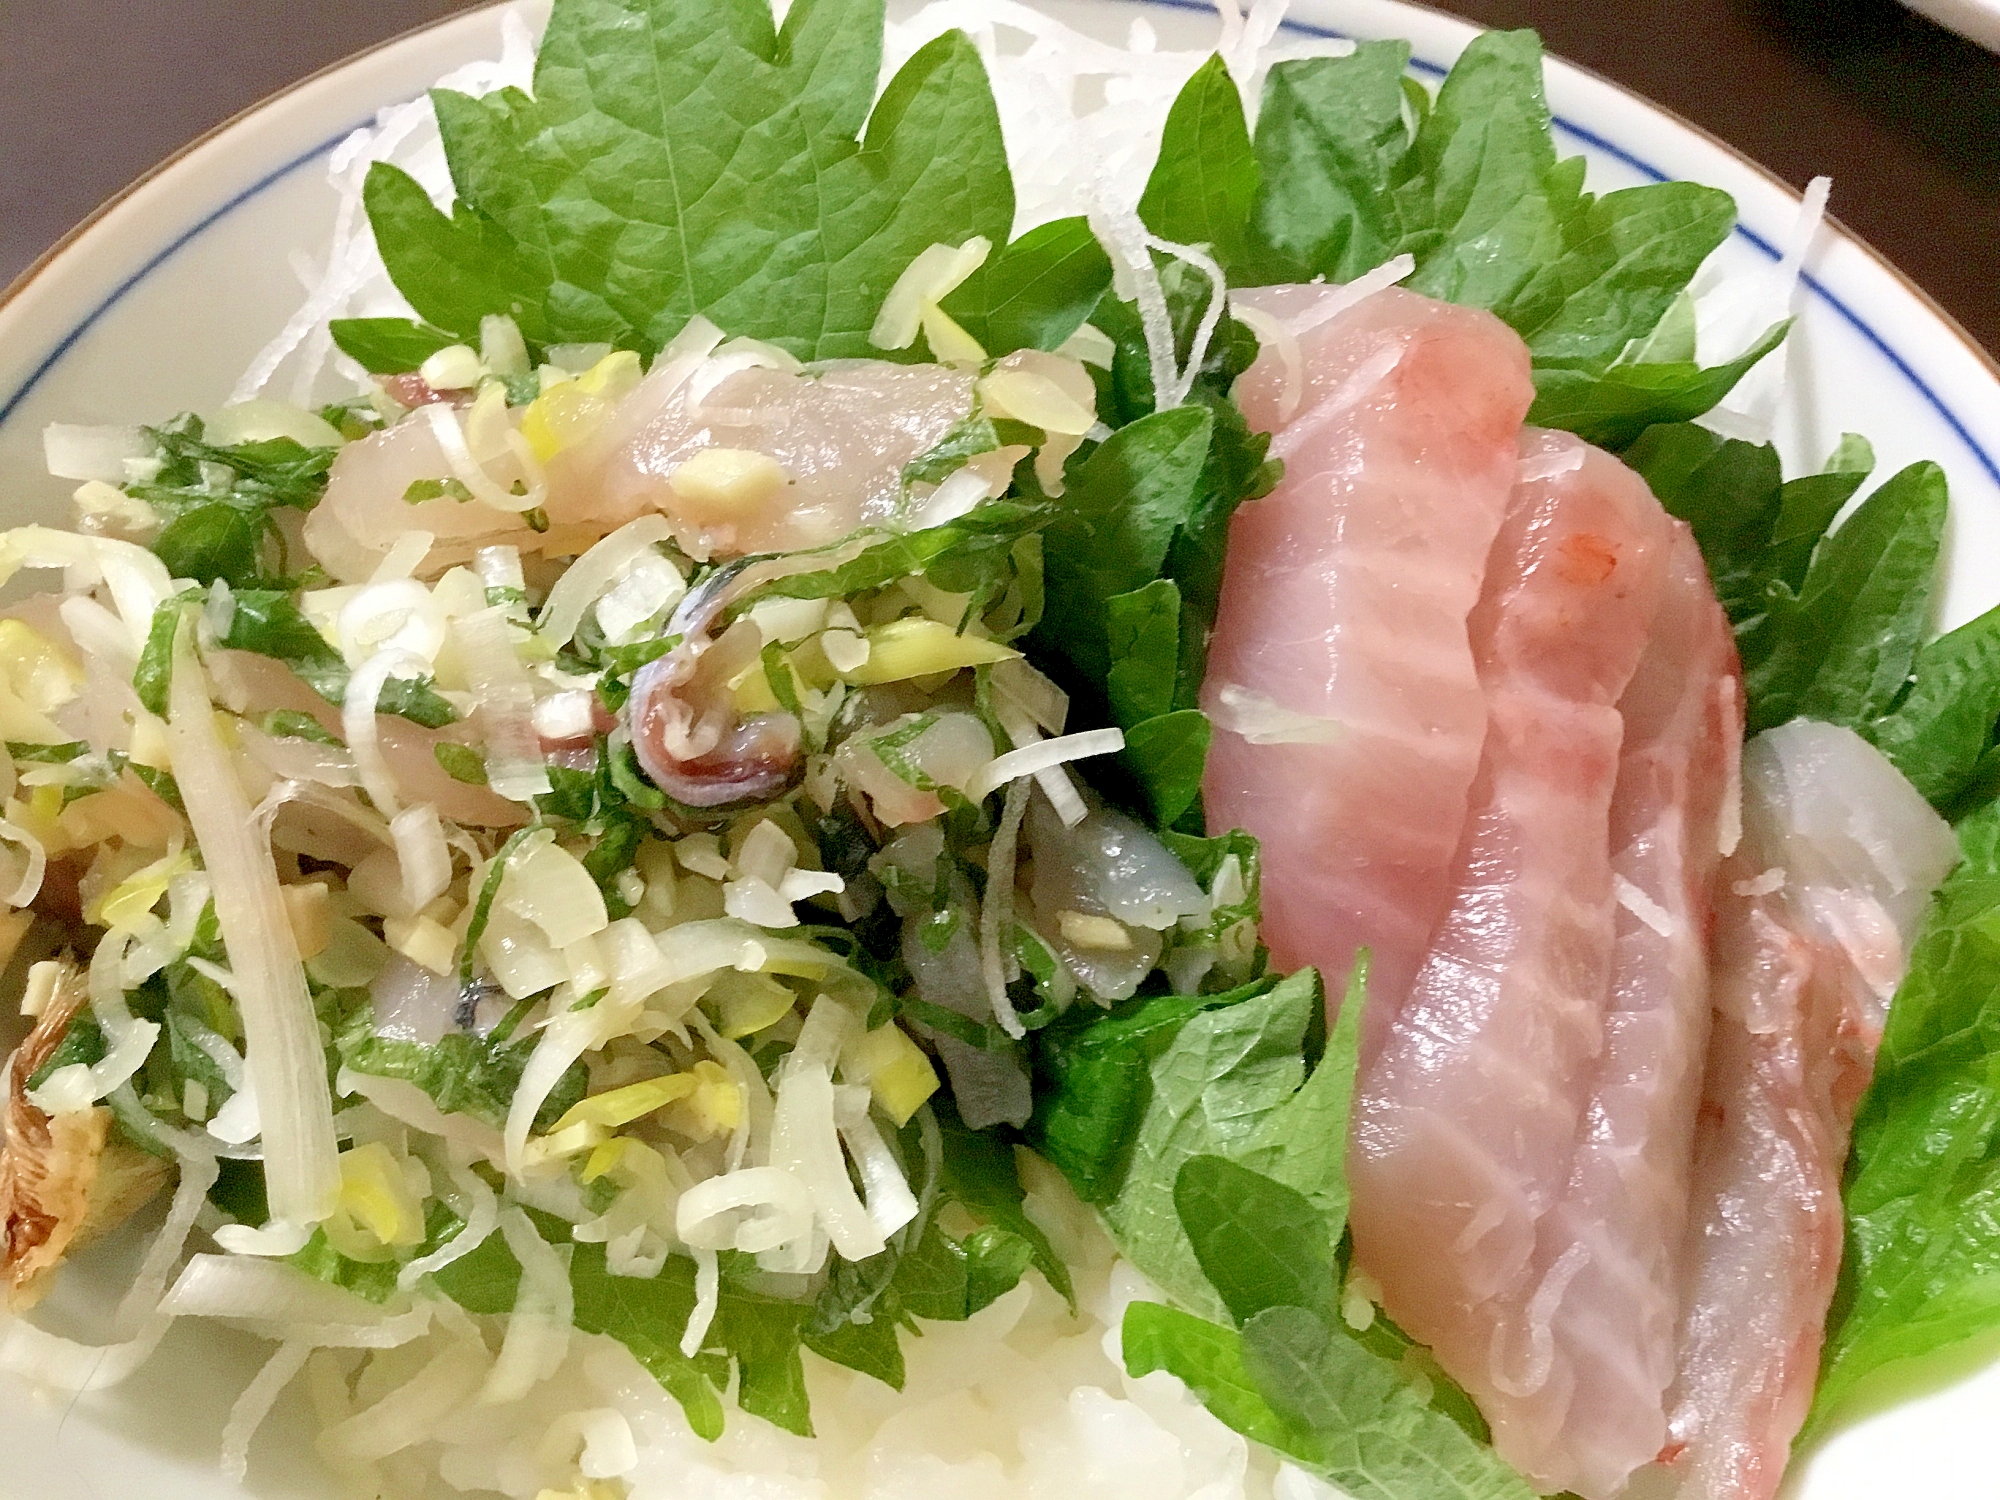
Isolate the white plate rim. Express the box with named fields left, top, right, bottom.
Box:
left=1, top=2, right=1998, bottom=1495
left=4, top=0, right=1999, bottom=493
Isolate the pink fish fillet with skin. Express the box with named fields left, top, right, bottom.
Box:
left=1347, top=430, right=1672, bottom=1439
left=1201, top=284, right=1534, bottom=1024
left=1647, top=721, right=1955, bottom=1500
left=1485, top=526, right=1741, bottom=1499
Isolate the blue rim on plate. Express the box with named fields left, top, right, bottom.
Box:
left=1, top=0, right=1997, bottom=492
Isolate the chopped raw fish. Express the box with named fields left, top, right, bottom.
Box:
left=1489, top=527, right=1741, bottom=1498
left=1651, top=721, right=1955, bottom=1500
left=1348, top=430, right=1672, bottom=1438
left=545, top=358, right=975, bottom=558
left=1201, top=285, right=1535, bottom=1015
left=306, top=412, right=579, bottom=581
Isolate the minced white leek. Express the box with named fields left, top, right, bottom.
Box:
left=422, top=402, right=538, bottom=514
left=41, top=423, right=151, bottom=481
left=342, top=645, right=432, bottom=818
left=391, top=803, right=453, bottom=912
left=869, top=237, right=991, bottom=351
left=167, top=624, right=340, bottom=1225
left=834, top=1088, right=920, bottom=1241
left=535, top=514, right=679, bottom=649
left=0, top=816, right=46, bottom=908
left=980, top=776, right=1033, bottom=1039
left=453, top=604, right=552, bottom=801
left=963, top=726, right=1125, bottom=806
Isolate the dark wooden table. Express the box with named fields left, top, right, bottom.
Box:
left=4, top=0, right=1996, bottom=351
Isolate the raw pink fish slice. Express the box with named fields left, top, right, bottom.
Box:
left=1202, top=285, right=1534, bottom=1018
left=1489, top=528, right=1740, bottom=1498
left=1653, top=722, right=1955, bottom=1500
left=1349, top=430, right=1671, bottom=1432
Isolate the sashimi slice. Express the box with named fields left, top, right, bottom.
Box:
left=546, top=358, right=976, bottom=558
left=1201, top=285, right=1535, bottom=1015
left=1490, top=527, right=1741, bottom=1498
left=1348, top=430, right=1672, bottom=1432
left=1652, top=721, right=1956, bottom=1500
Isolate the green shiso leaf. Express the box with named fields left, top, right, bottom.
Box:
left=1870, top=604, right=2000, bottom=809
left=363, top=0, right=1015, bottom=362
left=126, top=416, right=338, bottom=588
left=327, top=316, right=461, bottom=375
left=940, top=215, right=1112, bottom=355
left=1139, top=54, right=1259, bottom=273
left=1744, top=460, right=1946, bottom=735
left=1236, top=1304, right=1538, bottom=1500
left=1813, top=804, right=2000, bottom=1432
left=1148, top=29, right=1762, bottom=440
left=1246, top=41, right=1413, bottom=285
left=1175, top=1154, right=1339, bottom=1327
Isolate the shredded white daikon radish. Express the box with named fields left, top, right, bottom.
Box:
left=398, top=1155, right=501, bottom=1289
left=681, top=1246, right=721, bottom=1358
left=167, top=627, right=340, bottom=1224
left=220, top=1339, right=314, bottom=1483
left=164, top=1253, right=391, bottom=1327
left=1089, top=200, right=1183, bottom=412
left=1697, top=176, right=1831, bottom=443
left=535, top=514, right=681, bottom=648
left=231, top=14, right=536, bottom=404
left=482, top=1207, right=574, bottom=1403
left=0, top=1109, right=223, bottom=1394
left=454, top=604, right=553, bottom=800
left=317, top=1336, right=491, bottom=1466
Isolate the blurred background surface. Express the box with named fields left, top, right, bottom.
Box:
left=2, top=0, right=1996, bottom=352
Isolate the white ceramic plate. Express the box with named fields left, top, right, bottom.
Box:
left=1901, top=0, right=2000, bottom=51
left=3, top=1, right=1999, bottom=1495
